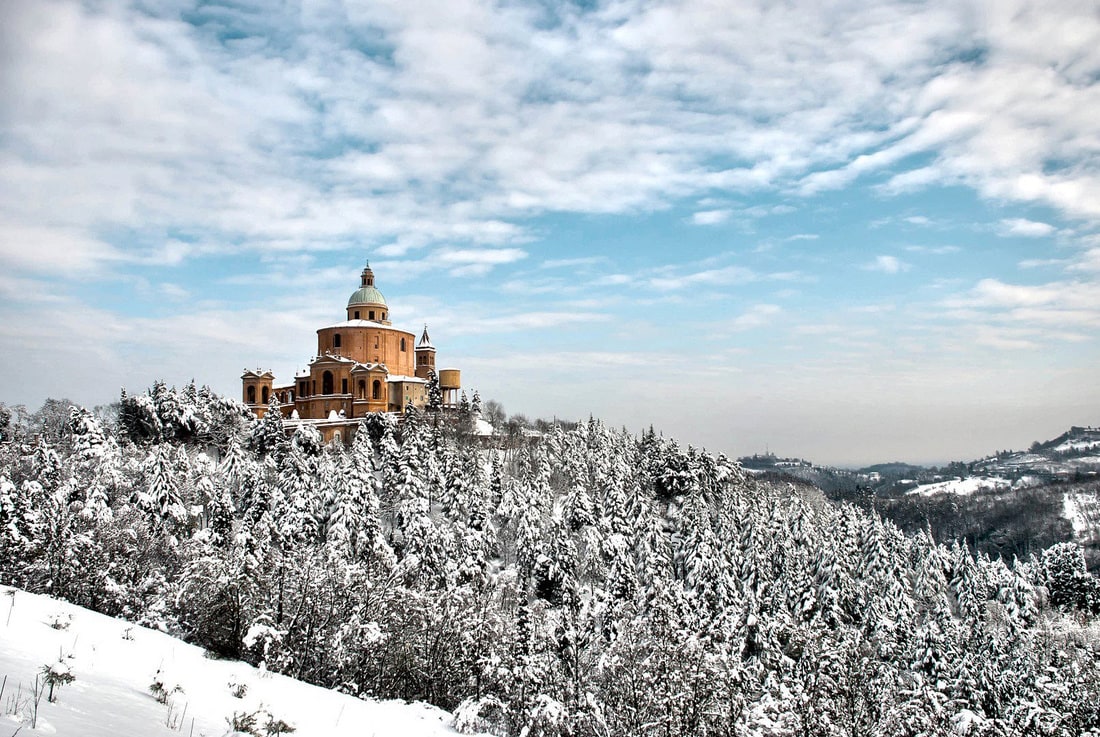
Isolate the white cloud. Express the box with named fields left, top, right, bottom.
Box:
left=862, top=255, right=909, bottom=274
left=967, top=279, right=1061, bottom=308
left=541, top=256, right=606, bottom=269
left=650, top=265, right=758, bottom=291
left=446, top=311, right=610, bottom=334
left=1069, top=248, right=1100, bottom=273
left=793, top=323, right=844, bottom=336
left=3, top=0, right=1097, bottom=285
left=1018, top=257, right=1067, bottom=269
left=0, top=222, right=123, bottom=275
left=158, top=283, right=190, bottom=301
left=591, top=274, right=632, bottom=287
left=904, top=245, right=959, bottom=255
left=939, top=277, right=1100, bottom=348
left=434, top=247, right=528, bottom=266
left=730, top=304, right=781, bottom=331
left=972, top=326, right=1040, bottom=351
left=999, top=218, right=1057, bottom=237
left=690, top=209, right=732, bottom=226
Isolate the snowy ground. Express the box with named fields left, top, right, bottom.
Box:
left=1064, top=489, right=1100, bottom=544
left=1050, top=436, right=1100, bottom=454
left=0, top=586, right=479, bottom=737
left=908, top=475, right=1015, bottom=497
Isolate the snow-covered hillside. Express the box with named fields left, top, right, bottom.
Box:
left=4, top=390, right=1100, bottom=736
left=1065, top=488, right=1100, bottom=546
left=908, top=476, right=1013, bottom=497
left=0, top=586, right=474, bottom=737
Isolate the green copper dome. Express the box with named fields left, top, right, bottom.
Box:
left=348, top=285, right=386, bottom=306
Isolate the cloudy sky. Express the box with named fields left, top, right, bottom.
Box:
left=2, top=0, right=1098, bottom=466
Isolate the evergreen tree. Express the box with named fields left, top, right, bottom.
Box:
left=426, top=369, right=443, bottom=413
left=1036, top=542, right=1097, bottom=612
left=143, top=445, right=187, bottom=532
left=3, top=382, right=1100, bottom=736
left=118, top=388, right=163, bottom=444
left=207, top=488, right=235, bottom=548
left=250, top=399, right=287, bottom=459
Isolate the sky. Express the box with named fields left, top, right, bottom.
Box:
left=1, top=0, right=1099, bottom=467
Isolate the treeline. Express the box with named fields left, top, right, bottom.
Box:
left=1, top=385, right=1099, bottom=736
left=876, top=485, right=1100, bottom=571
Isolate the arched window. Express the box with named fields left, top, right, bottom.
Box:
left=372, top=379, right=381, bottom=400
left=322, top=371, right=334, bottom=395
left=247, top=386, right=256, bottom=404
left=369, top=310, right=375, bottom=320
left=354, top=311, right=360, bottom=319
left=358, top=380, right=366, bottom=399
left=334, top=333, right=342, bottom=349
left=262, top=386, right=269, bottom=404
left=400, top=337, right=407, bottom=351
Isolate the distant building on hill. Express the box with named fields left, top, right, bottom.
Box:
left=241, top=262, right=461, bottom=442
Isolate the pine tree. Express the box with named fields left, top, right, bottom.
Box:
left=471, top=391, right=482, bottom=417
left=250, top=399, right=287, bottom=459
left=219, top=435, right=248, bottom=498
left=207, top=489, right=235, bottom=548
left=31, top=436, right=64, bottom=494
left=426, top=369, right=443, bottom=413
left=118, top=388, right=163, bottom=444
left=276, top=440, right=321, bottom=544
left=1037, top=542, right=1095, bottom=612
left=143, top=445, right=187, bottom=531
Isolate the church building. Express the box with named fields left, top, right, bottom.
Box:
left=241, top=263, right=461, bottom=442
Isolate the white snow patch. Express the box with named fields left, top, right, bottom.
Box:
left=1051, top=438, right=1100, bottom=454
left=1064, top=492, right=1090, bottom=536
left=909, top=476, right=1012, bottom=497
left=0, top=586, right=484, bottom=737
left=953, top=708, right=985, bottom=734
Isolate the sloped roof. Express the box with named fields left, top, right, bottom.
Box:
left=417, top=325, right=435, bottom=350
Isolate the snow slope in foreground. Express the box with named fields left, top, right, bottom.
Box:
left=0, top=586, right=478, bottom=737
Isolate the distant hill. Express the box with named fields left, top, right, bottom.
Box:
left=740, top=425, right=1100, bottom=570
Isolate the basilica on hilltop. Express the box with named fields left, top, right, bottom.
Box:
left=241, top=263, right=461, bottom=442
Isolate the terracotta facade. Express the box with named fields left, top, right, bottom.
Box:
left=241, top=263, right=460, bottom=441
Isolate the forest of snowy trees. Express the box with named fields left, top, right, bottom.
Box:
left=1, top=383, right=1099, bottom=736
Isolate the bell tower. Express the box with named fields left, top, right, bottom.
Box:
left=415, top=325, right=436, bottom=379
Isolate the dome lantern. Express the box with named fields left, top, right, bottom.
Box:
left=347, top=262, right=390, bottom=323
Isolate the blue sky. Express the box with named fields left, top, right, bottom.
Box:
left=1, top=0, right=1098, bottom=466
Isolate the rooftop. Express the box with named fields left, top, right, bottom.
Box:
left=347, top=285, right=386, bottom=307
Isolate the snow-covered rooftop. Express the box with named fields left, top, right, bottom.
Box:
left=311, top=353, right=356, bottom=364
left=350, top=362, right=388, bottom=372
left=417, top=325, right=435, bottom=350
left=387, top=375, right=426, bottom=384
